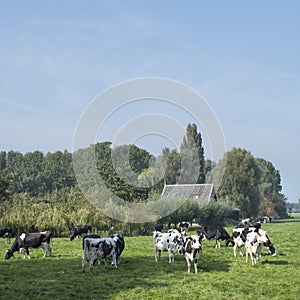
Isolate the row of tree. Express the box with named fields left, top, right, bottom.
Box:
left=0, top=123, right=287, bottom=236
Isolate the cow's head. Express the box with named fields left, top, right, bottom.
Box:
left=267, top=244, right=276, bottom=256
left=70, top=234, right=75, bottom=241
left=4, top=249, right=14, bottom=260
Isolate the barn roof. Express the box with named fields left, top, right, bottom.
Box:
left=161, top=183, right=216, bottom=201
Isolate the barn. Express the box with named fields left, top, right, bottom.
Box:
left=161, top=183, right=240, bottom=222
left=161, top=183, right=217, bottom=202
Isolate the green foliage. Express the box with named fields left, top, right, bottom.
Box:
left=255, top=157, right=287, bottom=217
left=161, top=147, right=181, bottom=184
left=159, top=198, right=201, bottom=226
left=0, top=124, right=288, bottom=234
left=218, top=148, right=261, bottom=218
left=197, top=202, right=240, bottom=225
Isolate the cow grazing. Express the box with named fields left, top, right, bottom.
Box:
left=153, top=229, right=182, bottom=263
left=82, top=236, right=119, bottom=272
left=196, top=225, right=233, bottom=248
left=232, top=227, right=276, bottom=258
left=245, top=231, right=269, bottom=265
left=5, top=231, right=52, bottom=260
left=178, top=221, right=191, bottom=234
left=70, top=225, right=92, bottom=241
left=178, top=235, right=202, bottom=274
left=0, top=226, right=12, bottom=244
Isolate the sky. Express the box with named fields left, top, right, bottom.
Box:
left=0, top=1, right=299, bottom=203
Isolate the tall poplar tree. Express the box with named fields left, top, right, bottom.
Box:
left=180, top=123, right=205, bottom=184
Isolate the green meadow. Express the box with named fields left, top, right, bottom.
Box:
left=0, top=215, right=299, bottom=300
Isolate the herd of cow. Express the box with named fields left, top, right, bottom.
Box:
left=0, top=219, right=276, bottom=274
left=153, top=220, right=276, bottom=273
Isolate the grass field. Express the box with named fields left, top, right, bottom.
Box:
left=0, top=216, right=299, bottom=300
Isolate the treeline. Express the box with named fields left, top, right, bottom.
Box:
left=0, top=124, right=287, bottom=236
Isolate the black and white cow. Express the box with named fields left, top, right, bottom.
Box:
left=0, top=226, right=12, bottom=243
left=178, top=221, right=191, bottom=234
left=232, top=227, right=276, bottom=258
left=82, top=236, right=119, bottom=272
left=70, top=225, right=92, bottom=241
left=237, top=219, right=261, bottom=229
left=196, top=225, right=233, bottom=248
left=153, top=229, right=182, bottom=263
left=5, top=231, right=52, bottom=260
left=178, top=234, right=202, bottom=274
left=111, top=233, right=125, bottom=265
left=245, top=230, right=270, bottom=265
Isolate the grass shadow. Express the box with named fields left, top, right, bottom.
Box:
left=261, top=259, right=289, bottom=265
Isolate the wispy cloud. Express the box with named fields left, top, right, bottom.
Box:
left=0, top=96, right=38, bottom=111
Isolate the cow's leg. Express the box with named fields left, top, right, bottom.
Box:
left=89, top=260, right=94, bottom=271
left=82, top=258, right=86, bottom=272
left=168, top=249, right=174, bottom=263
left=20, top=248, right=30, bottom=259
left=154, top=245, right=158, bottom=262
left=215, top=239, right=221, bottom=248
left=157, top=250, right=161, bottom=262
left=194, top=258, right=198, bottom=274
left=185, top=257, right=191, bottom=273
left=245, top=249, right=249, bottom=263
left=26, top=248, right=30, bottom=260
left=112, top=254, right=117, bottom=268
left=251, top=253, right=256, bottom=266
left=42, top=244, right=47, bottom=258
left=239, top=247, right=243, bottom=256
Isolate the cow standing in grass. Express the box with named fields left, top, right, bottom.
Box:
left=232, top=227, right=276, bottom=258
left=178, top=221, right=191, bottom=235
left=153, top=229, right=182, bottom=263
left=196, top=225, right=233, bottom=248
left=111, top=233, right=125, bottom=266
left=178, top=234, right=202, bottom=274
left=245, top=230, right=270, bottom=265
left=5, top=231, right=52, bottom=260
left=82, top=236, right=119, bottom=272
left=70, top=225, right=92, bottom=241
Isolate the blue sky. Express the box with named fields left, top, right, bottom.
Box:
left=0, top=1, right=299, bottom=202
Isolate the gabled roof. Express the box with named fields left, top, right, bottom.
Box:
left=161, top=184, right=216, bottom=201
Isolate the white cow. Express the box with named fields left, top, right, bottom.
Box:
left=245, top=231, right=269, bottom=265
left=153, top=229, right=182, bottom=263
left=232, top=227, right=276, bottom=258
